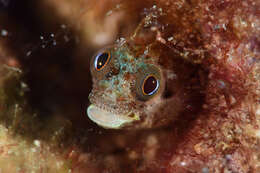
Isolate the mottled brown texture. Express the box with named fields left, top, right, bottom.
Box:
left=85, top=0, right=260, bottom=172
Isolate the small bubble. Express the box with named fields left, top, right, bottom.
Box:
left=53, top=40, right=57, bottom=46
left=222, top=24, right=227, bottom=30
left=180, top=161, right=186, bottom=166
left=40, top=36, right=44, bottom=40
left=64, top=35, right=69, bottom=42
left=50, top=33, right=55, bottom=37
left=41, top=44, right=46, bottom=48
left=33, top=140, right=41, bottom=147
left=106, top=10, right=113, bottom=16
left=1, top=29, right=8, bottom=36
left=61, top=24, right=66, bottom=29
left=168, top=37, right=174, bottom=41
left=21, top=82, right=29, bottom=91
left=225, top=154, right=232, bottom=160
left=202, top=167, right=209, bottom=173
left=26, top=51, right=32, bottom=56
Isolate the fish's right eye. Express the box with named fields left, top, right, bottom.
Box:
left=94, top=51, right=111, bottom=71
left=142, top=75, right=159, bottom=96
left=135, top=65, right=162, bottom=101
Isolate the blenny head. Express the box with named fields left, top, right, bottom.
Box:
left=87, top=41, right=190, bottom=129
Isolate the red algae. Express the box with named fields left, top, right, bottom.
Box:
left=80, top=0, right=259, bottom=172
left=137, top=0, right=260, bottom=172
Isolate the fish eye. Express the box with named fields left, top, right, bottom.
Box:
left=94, top=51, right=111, bottom=71
left=142, top=75, right=159, bottom=95
left=135, top=65, right=162, bottom=101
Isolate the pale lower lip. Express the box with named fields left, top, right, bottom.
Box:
left=87, top=104, right=136, bottom=129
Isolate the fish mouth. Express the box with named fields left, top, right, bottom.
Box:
left=87, top=104, right=139, bottom=129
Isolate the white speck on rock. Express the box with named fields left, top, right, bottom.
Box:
left=1, top=29, right=8, bottom=36
left=168, top=37, right=174, bottom=41
left=180, top=161, right=186, bottom=166
left=256, top=106, right=260, bottom=116
left=202, top=167, right=209, bottom=173
left=223, top=24, right=227, bottom=30
left=33, top=140, right=41, bottom=147
left=225, top=154, right=232, bottom=160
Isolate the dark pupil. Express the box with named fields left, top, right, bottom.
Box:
left=96, top=52, right=109, bottom=70
left=143, top=76, right=158, bottom=95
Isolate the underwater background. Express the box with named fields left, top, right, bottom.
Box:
left=0, top=0, right=259, bottom=172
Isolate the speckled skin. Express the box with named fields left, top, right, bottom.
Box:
left=88, top=39, right=203, bottom=129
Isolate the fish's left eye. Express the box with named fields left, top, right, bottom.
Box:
left=142, top=75, right=159, bottom=95
left=94, top=51, right=111, bottom=71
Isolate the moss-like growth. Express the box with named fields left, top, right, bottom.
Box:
left=0, top=65, right=72, bottom=172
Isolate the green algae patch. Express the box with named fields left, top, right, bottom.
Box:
left=0, top=65, right=72, bottom=172
left=0, top=65, right=27, bottom=131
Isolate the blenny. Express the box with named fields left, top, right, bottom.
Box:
left=86, top=6, right=206, bottom=129
left=87, top=32, right=204, bottom=129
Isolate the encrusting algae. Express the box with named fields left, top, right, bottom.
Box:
left=86, top=0, right=260, bottom=171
